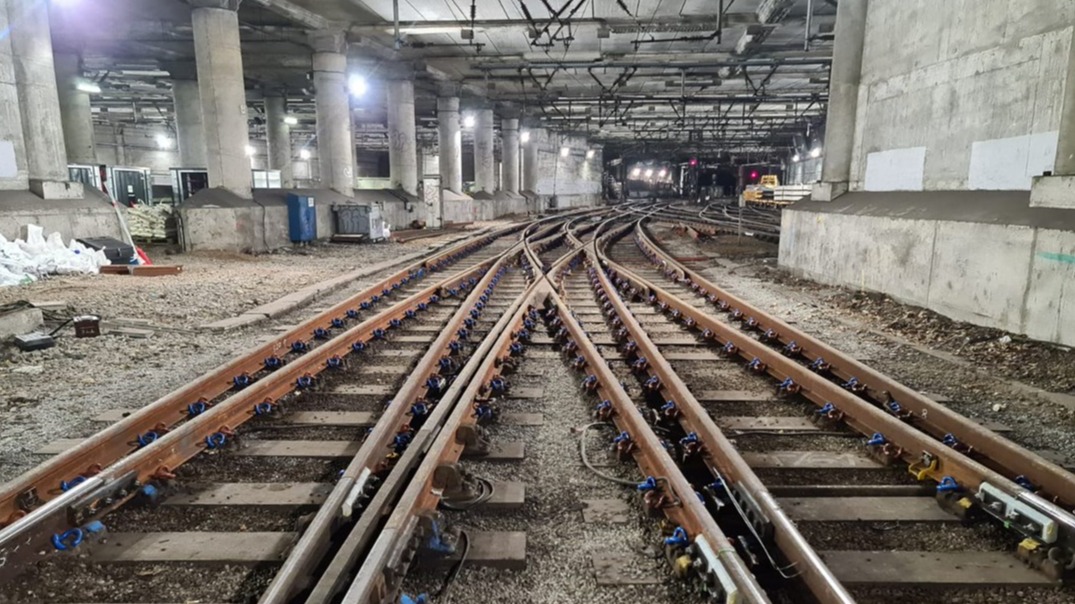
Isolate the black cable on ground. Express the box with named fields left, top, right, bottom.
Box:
left=433, top=528, right=470, bottom=600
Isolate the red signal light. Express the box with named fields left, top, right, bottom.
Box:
left=750, top=170, right=759, bottom=179
left=689, top=158, right=698, bottom=167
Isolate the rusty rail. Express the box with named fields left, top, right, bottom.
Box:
left=0, top=227, right=518, bottom=533
left=339, top=278, right=544, bottom=604
left=0, top=247, right=504, bottom=581
left=262, top=245, right=530, bottom=603
left=632, top=221, right=1075, bottom=508
left=598, top=223, right=1075, bottom=569
left=585, top=232, right=853, bottom=603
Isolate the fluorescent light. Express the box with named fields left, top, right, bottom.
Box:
left=155, top=135, right=172, bottom=150
left=392, top=25, right=482, bottom=35
left=644, top=168, right=654, bottom=178
left=810, top=147, right=821, bottom=158
left=586, top=149, right=595, bottom=159
left=76, top=81, right=101, bottom=94
left=792, top=154, right=800, bottom=163
left=284, top=116, right=299, bottom=126
left=631, top=167, right=641, bottom=177
left=348, top=74, right=368, bottom=97
left=658, top=168, right=667, bottom=178
left=462, top=114, right=475, bottom=128
left=299, top=149, right=311, bottom=160
left=520, top=130, right=530, bottom=143
left=560, top=146, right=569, bottom=157
left=245, top=144, right=256, bottom=157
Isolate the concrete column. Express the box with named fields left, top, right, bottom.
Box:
left=265, top=94, right=294, bottom=188
left=387, top=78, right=418, bottom=196
left=474, top=108, right=495, bottom=194
left=501, top=118, right=520, bottom=193
left=523, top=126, right=544, bottom=193
left=53, top=53, right=96, bottom=165
left=166, top=63, right=208, bottom=168
left=814, top=0, right=867, bottom=201
left=0, top=0, right=29, bottom=190
left=437, top=96, right=462, bottom=194
left=191, top=0, right=250, bottom=198
left=310, top=30, right=353, bottom=195
left=1031, top=26, right=1075, bottom=209
left=8, top=0, right=78, bottom=197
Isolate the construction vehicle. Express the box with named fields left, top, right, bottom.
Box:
left=742, top=174, right=779, bottom=203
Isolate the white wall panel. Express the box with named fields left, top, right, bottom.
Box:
left=864, top=147, right=926, bottom=191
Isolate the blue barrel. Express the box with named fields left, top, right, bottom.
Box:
left=286, top=194, right=317, bottom=242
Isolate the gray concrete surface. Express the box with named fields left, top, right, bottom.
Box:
left=848, top=0, right=1074, bottom=192
left=780, top=192, right=1075, bottom=346
left=170, top=72, right=207, bottom=168
left=265, top=93, right=294, bottom=188
left=310, top=31, right=353, bottom=196
left=53, top=53, right=96, bottom=165
left=387, top=78, right=418, bottom=197
left=474, top=108, right=495, bottom=195
left=437, top=96, right=462, bottom=195
left=0, top=189, right=122, bottom=241
left=191, top=2, right=251, bottom=197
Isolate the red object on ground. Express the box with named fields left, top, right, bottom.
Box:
left=135, top=246, right=153, bottom=265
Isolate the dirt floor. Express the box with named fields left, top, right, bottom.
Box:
left=0, top=223, right=511, bottom=485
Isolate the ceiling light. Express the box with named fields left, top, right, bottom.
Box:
left=792, top=154, right=800, bottom=163
left=658, top=168, right=667, bottom=177
left=348, top=74, right=368, bottom=97
left=393, top=25, right=483, bottom=35
left=155, top=135, right=172, bottom=150
left=245, top=144, right=256, bottom=157
left=520, top=130, right=530, bottom=143
left=631, top=167, right=641, bottom=177
left=284, top=116, right=299, bottom=126
left=810, top=146, right=822, bottom=158
left=462, top=114, right=476, bottom=128
left=644, top=168, right=654, bottom=178
left=299, top=149, right=311, bottom=160
left=76, top=81, right=101, bottom=94
left=560, top=146, right=570, bottom=157
left=586, top=149, right=595, bottom=159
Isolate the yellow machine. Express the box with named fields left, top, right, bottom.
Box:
left=742, top=174, right=780, bottom=203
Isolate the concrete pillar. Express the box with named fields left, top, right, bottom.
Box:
left=523, top=126, right=544, bottom=193
left=1030, top=26, right=1075, bottom=209
left=310, top=30, right=353, bottom=195
left=474, top=108, right=495, bottom=194
left=165, top=62, right=208, bottom=168
left=437, top=96, right=462, bottom=194
left=53, top=53, right=96, bottom=165
left=265, top=94, right=294, bottom=188
left=814, top=0, right=867, bottom=201
left=191, top=0, right=250, bottom=198
left=387, top=77, right=418, bottom=196
left=501, top=118, right=520, bottom=193
left=8, top=0, right=78, bottom=197
left=0, top=0, right=29, bottom=190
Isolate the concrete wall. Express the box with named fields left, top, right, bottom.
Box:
left=530, top=130, right=602, bottom=207
left=0, top=189, right=122, bottom=241
left=851, top=1, right=1075, bottom=191
left=780, top=194, right=1075, bottom=346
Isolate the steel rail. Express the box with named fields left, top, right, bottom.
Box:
left=262, top=244, right=529, bottom=603
left=586, top=229, right=854, bottom=603
left=0, top=227, right=516, bottom=530
left=599, top=227, right=1075, bottom=561
left=543, top=256, right=772, bottom=603
left=632, top=222, right=1075, bottom=508
left=0, top=254, right=499, bottom=581
left=340, top=278, right=545, bottom=604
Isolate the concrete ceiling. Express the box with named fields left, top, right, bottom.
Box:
left=51, top=0, right=837, bottom=159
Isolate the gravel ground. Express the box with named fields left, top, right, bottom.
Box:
left=401, top=350, right=691, bottom=603
left=645, top=224, right=1075, bottom=463
left=0, top=224, right=510, bottom=486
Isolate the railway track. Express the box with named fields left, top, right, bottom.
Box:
left=0, top=202, right=1072, bottom=604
